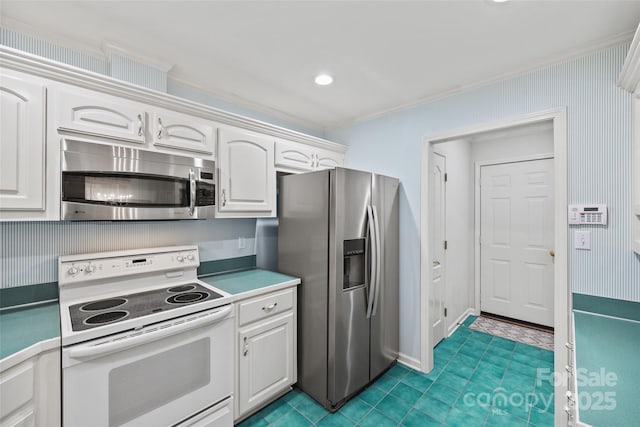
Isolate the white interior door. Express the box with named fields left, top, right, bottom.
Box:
left=480, top=158, right=554, bottom=327
left=431, top=152, right=446, bottom=345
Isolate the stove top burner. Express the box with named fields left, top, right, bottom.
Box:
left=167, top=285, right=197, bottom=293
left=68, top=282, right=224, bottom=332
left=84, top=310, right=129, bottom=325
left=166, top=291, right=209, bottom=305
left=80, top=298, right=127, bottom=312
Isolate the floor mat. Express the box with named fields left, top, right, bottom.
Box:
left=469, top=315, right=554, bottom=351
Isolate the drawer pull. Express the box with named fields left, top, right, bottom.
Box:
left=262, top=302, right=278, bottom=312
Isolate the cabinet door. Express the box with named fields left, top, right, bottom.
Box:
left=0, top=74, right=46, bottom=211
left=218, top=127, right=275, bottom=216
left=275, top=140, right=315, bottom=172
left=152, top=111, right=216, bottom=156
left=238, top=312, right=294, bottom=416
left=54, top=88, right=146, bottom=143
left=315, top=148, right=344, bottom=170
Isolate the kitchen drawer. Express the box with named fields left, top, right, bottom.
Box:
left=238, top=289, right=294, bottom=326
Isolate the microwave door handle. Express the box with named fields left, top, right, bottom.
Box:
left=189, top=169, right=196, bottom=216
left=67, top=305, right=232, bottom=360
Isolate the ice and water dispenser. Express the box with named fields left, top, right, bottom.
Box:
left=343, top=239, right=365, bottom=289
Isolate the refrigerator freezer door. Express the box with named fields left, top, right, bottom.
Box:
left=278, top=171, right=330, bottom=406
left=327, top=168, right=372, bottom=407
left=370, top=174, right=400, bottom=380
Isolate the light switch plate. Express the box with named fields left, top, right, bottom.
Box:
left=575, top=231, right=591, bottom=250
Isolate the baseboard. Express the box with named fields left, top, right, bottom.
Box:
left=397, top=352, right=421, bottom=371
left=447, top=308, right=474, bottom=337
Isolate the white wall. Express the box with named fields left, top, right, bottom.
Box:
left=432, top=139, right=473, bottom=333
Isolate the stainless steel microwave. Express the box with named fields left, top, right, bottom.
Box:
left=61, top=140, right=215, bottom=221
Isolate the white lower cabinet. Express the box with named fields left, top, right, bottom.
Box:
left=0, top=345, right=60, bottom=427
left=235, top=288, right=297, bottom=420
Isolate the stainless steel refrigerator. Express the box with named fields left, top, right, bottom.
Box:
left=278, top=167, right=399, bottom=411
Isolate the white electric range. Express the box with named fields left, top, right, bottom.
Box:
left=58, top=245, right=234, bottom=427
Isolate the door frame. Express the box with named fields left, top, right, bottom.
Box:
left=420, top=108, right=568, bottom=425
left=474, top=153, right=555, bottom=319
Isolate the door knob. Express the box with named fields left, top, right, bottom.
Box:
left=549, top=250, right=555, bottom=257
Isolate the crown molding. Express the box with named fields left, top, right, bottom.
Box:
left=329, top=31, right=635, bottom=131
left=618, top=25, right=640, bottom=93
left=102, top=41, right=174, bottom=73
left=0, top=46, right=345, bottom=153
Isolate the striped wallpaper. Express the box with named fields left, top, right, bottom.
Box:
left=329, top=43, right=639, bottom=305
left=109, top=54, right=167, bottom=93
left=0, top=27, right=166, bottom=91
left=0, top=220, right=257, bottom=288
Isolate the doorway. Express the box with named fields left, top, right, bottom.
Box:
left=420, top=108, right=569, bottom=426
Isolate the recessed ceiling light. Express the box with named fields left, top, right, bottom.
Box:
left=492, top=0, right=510, bottom=2
left=315, top=74, right=333, bottom=86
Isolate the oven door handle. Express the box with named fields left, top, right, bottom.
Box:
left=67, top=305, right=232, bottom=360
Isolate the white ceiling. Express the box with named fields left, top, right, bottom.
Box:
left=2, top=1, right=640, bottom=132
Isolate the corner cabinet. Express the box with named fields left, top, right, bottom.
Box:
left=235, top=288, right=297, bottom=420
left=275, top=139, right=344, bottom=173
left=619, top=28, right=640, bottom=254
left=0, top=72, right=46, bottom=213
left=0, top=342, right=61, bottom=427
left=217, top=127, right=276, bottom=217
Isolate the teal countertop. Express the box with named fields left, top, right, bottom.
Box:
left=0, top=302, right=60, bottom=360
left=199, top=269, right=300, bottom=297
left=574, top=310, right=640, bottom=427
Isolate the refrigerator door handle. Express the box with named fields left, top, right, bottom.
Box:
left=372, top=204, right=382, bottom=316
left=366, top=205, right=377, bottom=319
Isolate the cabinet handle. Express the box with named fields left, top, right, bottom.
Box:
left=137, top=114, right=144, bottom=137
left=262, top=302, right=278, bottom=312
left=243, top=336, right=248, bottom=356
left=221, top=189, right=227, bottom=207
left=157, top=117, right=164, bottom=139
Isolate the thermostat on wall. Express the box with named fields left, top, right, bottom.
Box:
left=568, top=204, right=607, bottom=225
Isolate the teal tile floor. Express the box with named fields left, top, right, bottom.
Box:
left=238, top=316, right=554, bottom=427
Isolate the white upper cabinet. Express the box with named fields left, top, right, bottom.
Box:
left=217, top=127, right=276, bottom=217
left=54, top=87, right=146, bottom=144
left=0, top=72, right=46, bottom=211
left=275, top=139, right=344, bottom=172
left=152, top=110, right=216, bottom=155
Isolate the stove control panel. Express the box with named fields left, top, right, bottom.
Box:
left=60, top=248, right=200, bottom=283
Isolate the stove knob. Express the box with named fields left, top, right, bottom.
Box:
left=176, top=255, right=184, bottom=262
left=68, top=266, right=79, bottom=276
left=187, top=254, right=195, bottom=261
left=85, top=264, right=95, bottom=273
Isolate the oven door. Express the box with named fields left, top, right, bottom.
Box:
left=62, top=306, right=233, bottom=427
left=61, top=139, right=215, bottom=220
